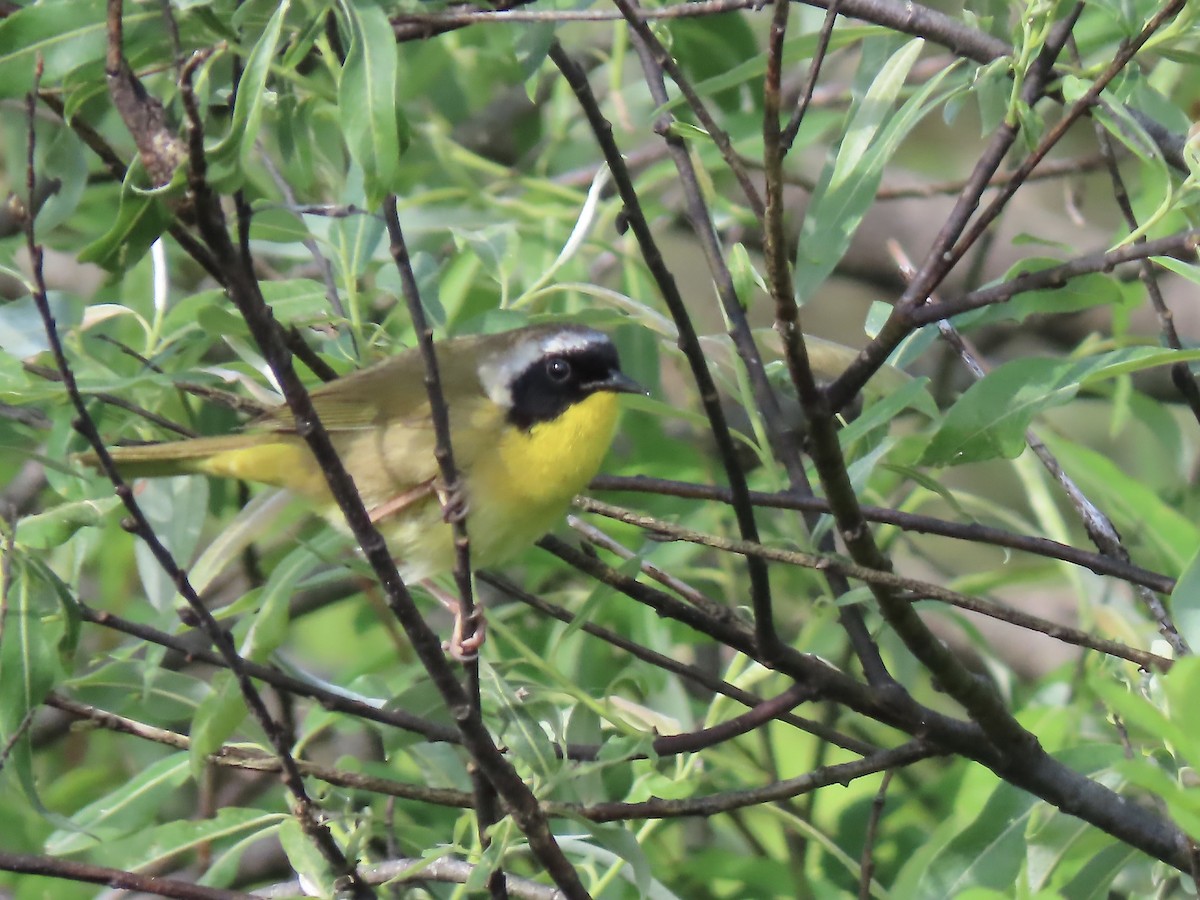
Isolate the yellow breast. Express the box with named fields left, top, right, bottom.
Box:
left=368, top=391, right=621, bottom=581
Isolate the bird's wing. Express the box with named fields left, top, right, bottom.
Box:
left=247, top=340, right=503, bottom=509
left=251, top=336, right=491, bottom=434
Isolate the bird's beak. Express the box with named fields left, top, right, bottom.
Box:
left=590, top=370, right=648, bottom=396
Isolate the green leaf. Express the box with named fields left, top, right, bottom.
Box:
left=241, top=532, right=339, bottom=662
left=46, top=754, right=191, bottom=854
left=794, top=39, right=964, bottom=303
left=1154, top=256, right=1200, bottom=287
left=0, top=549, right=63, bottom=805
left=1041, top=434, right=1200, bottom=573
left=76, top=170, right=175, bottom=272
left=336, top=0, right=408, bottom=207
left=923, top=348, right=1200, bottom=466
left=84, top=807, right=283, bottom=871
left=15, top=496, right=121, bottom=549
left=1171, top=548, right=1200, bottom=654
left=189, top=672, right=247, bottom=778
left=0, top=0, right=149, bottom=99
left=209, top=0, right=292, bottom=179
left=1060, top=842, right=1139, bottom=900
left=35, top=128, right=89, bottom=233
left=670, top=14, right=760, bottom=113
left=1158, top=657, right=1200, bottom=769
left=914, top=746, right=1124, bottom=898
left=964, top=264, right=1126, bottom=327
left=131, top=475, right=210, bottom=612
left=840, top=376, right=935, bottom=445
left=656, top=26, right=884, bottom=115
left=279, top=816, right=335, bottom=897
left=0, top=292, right=81, bottom=359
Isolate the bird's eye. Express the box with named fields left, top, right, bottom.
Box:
left=546, top=357, right=572, bottom=383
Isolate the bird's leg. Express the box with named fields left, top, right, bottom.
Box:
left=422, top=581, right=486, bottom=661
left=432, top=478, right=469, bottom=524
left=369, top=480, right=436, bottom=524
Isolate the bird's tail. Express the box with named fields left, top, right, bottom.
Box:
left=76, top=434, right=314, bottom=489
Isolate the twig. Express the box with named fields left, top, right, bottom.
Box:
left=0, top=708, right=36, bottom=776
left=76, top=601, right=460, bottom=743
left=0, top=850, right=255, bottom=900
left=91, top=334, right=271, bottom=417
left=545, top=741, right=934, bottom=821
left=567, top=515, right=728, bottom=619
left=873, top=154, right=1110, bottom=200
left=912, top=228, right=1200, bottom=324
left=381, top=201, right=479, bottom=658
left=253, top=857, right=564, bottom=900
left=381, top=198, right=502, bottom=896
left=104, top=0, right=186, bottom=186
left=23, top=362, right=199, bottom=438
left=574, top=497, right=1172, bottom=671
left=483, top=572, right=878, bottom=754
left=179, top=49, right=590, bottom=900
left=830, top=0, right=1189, bottom=411
left=825, top=3, right=1085, bottom=412
left=549, top=42, right=780, bottom=665
left=609, top=0, right=764, bottom=219
left=780, top=0, right=839, bottom=153
left=393, top=0, right=761, bottom=29
left=260, top=152, right=349, bottom=323
left=858, top=770, right=895, bottom=900
left=888, top=240, right=1189, bottom=655
left=1084, top=53, right=1200, bottom=427
left=944, top=1, right=1186, bottom=279
left=539, top=536, right=1194, bottom=870
left=589, top=474, right=1176, bottom=594
left=45, top=693, right=473, bottom=808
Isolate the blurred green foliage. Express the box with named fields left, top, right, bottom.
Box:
left=1, top=0, right=1199, bottom=896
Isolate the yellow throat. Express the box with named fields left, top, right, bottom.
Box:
left=465, top=391, right=621, bottom=565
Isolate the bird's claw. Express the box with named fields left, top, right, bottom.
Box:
left=442, top=607, right=486, bottom=662
left=434, top=478, right=469, bottom=525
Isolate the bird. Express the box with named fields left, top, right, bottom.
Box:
left=80, top=323, right=644, bottom=658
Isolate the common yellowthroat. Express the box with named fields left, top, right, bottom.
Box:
left=82, top=323, right=643, bottom=655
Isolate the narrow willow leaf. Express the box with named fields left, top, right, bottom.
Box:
left=1061, top=843, right=1139, bottom=900
left=655, top=26, right=883, bottom=115
left=210, top=0, right=292, bottom=177
left=922, top=347, right=1200, bottom=466
left=0, top=0, right=150, bottom=98
left=241, top=530, right=344, bottom=662
left=189, top=672, right=247, bottom=778
left=0, top=293, right=80, bottom=359
left=84, top=807, right=284, bottom=871
left=0, top=550, right=62, bottom=806
left=1154, top=256, right=1200, bottom=286
left=278, top=816, right=335, bottom=897
left=46, top=754, right=191, bottom=854
left=794, top=40, right=964, bottom=303
left=15, top=496, right=121, bottom=549
left=336, top=0, right=408, bottom=206
left=132, top=475, right=209, bottom=612
left=964, top=265, right=1125, bottom=327
left=1041, top=434, right=1199, bottom=573
left=915, top=746, right=1123, bottom=898
left=77, top=172, right=175, bottom=272
left=1171, top=548, right=1200, bottom=654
